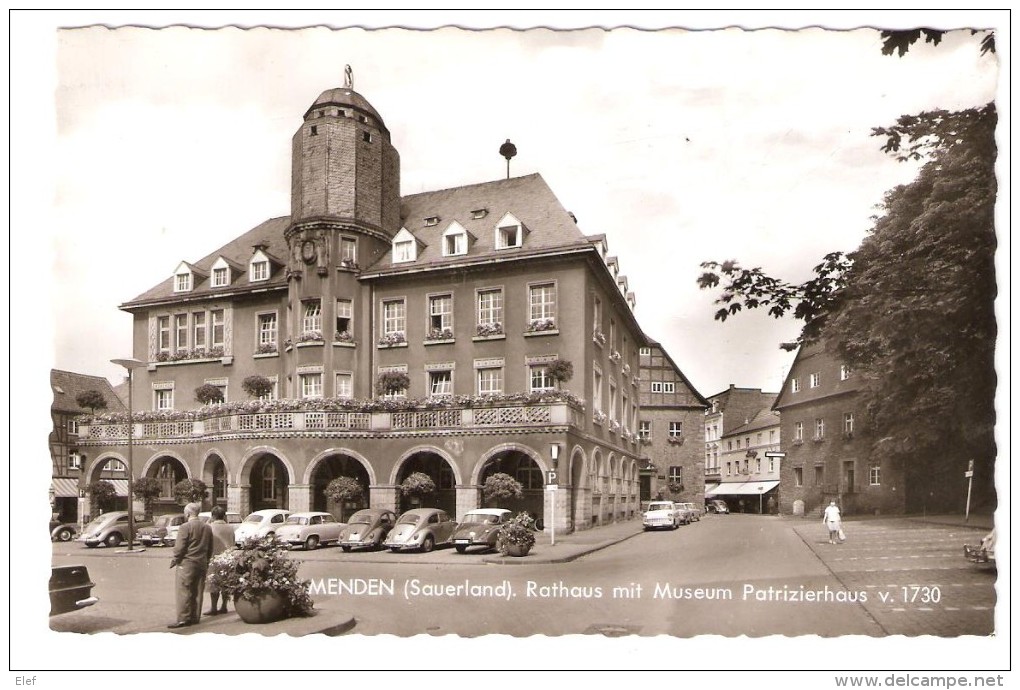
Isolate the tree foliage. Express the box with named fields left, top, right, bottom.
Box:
left=879, top=29, right=995, bottom=58
left=377, top=371, right=411, bottom=396
left=86, top=479, right=117, bottom=511
left=399, top=472, right=436, bottom=498
left=173, top=478, right=209, bottom=505
left=132, top=477, right=164, bottom=520
left=482, top=472, right=524, bottom=506
left=323, top=476, right=364, bottom=521
left=75, top=389, right=108, bottom=414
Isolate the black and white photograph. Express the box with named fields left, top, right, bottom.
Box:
left=12, top=9, right=1010, bottom=680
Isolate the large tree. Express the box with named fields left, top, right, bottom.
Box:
left=698, top=35, right=997, bottom=513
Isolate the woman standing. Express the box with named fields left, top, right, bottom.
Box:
left=822, top=501, right=842, bottom=545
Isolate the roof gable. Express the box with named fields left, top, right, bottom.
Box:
left=51, top=369, right=128, bottom=414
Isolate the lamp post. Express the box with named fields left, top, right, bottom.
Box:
left=111, top=358, right=146, bottom=551
left=758, top=485, right=764, bottom=515
left=549, top=443, right=560, bottom=546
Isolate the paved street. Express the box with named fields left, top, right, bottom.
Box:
left=49, top=513, right=996, bottom=638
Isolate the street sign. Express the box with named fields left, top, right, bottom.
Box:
left=546, top=470, right=558, bottom=485
left=545, top=484, right=558, bottom=491
left=764, top=451, right=786, bottom=458
left=964, top=471, right=974, bottom=478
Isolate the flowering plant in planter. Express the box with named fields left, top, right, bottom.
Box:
left=334, top=330, right=354, bottom=343
left=207, top=536, right=314, bottom=617
left=667, top=435, right=685, bottom=445
left=526, top=318, right=557, bottom=333
left=255, top=343, right=278, bottom=355
left=592, top=330, right=606, bottom=346
left=609, top=350, right=622, bottom=363
left=378, top=331, right=406, bottom=347
left=475, top=322, right=503, bottom=337
left=496, top=512, right=537, bottom=556
left=399, top=472, right=437, bottom=501
left=593, top=410, right=608, bottom=425
left=298, top=331, right=324, bottom=343
left=425, top=327, right=454, bottom=341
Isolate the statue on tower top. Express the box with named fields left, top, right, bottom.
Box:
left=344, top=65, right=353, bottom=90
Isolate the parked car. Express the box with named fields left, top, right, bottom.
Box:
left=679, top=502, right=701, bottom=522
left=706, top=499, right=729, bottom=514
left=451, top=508, right=512, bottom=553
left=234, top=509, right=291, bottom=544
left=383, top=508, right=458, bottom=552
left=276, top=511, right=345, bottom=550
left=50, top=520, right=79, bottom=542
left=50, top=565, right=98, bottom=616
left=137, top=513, right=186, bottom=547
left=643, top=501, right=681, bottom=530
left=198, top=510, right=243, bottom=531
left=80, top=511, right=149, bottom=548
left=338, top=508, right=398, bottom=552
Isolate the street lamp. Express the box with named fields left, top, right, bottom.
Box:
left=111, top=357, right=146, bottom=551
left=758, top=485, right=765, bottom=515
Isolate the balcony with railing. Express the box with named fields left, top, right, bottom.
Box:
left=78, top=394, right=589, bottom=444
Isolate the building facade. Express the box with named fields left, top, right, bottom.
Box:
left=773, top=341, right=905, bottom=516
left=707, top=407, right=781, bottom=513
left=50, top=370, right=128, bottom=524
left=75, top=80, right=654, bottom=532
left=637, top=342, right=708, bottom=505
left=704, top=386, right=777, bottom=489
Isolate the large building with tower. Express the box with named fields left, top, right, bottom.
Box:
left=75, top=76, right=659, bottom=532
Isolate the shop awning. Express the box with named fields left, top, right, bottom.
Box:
left=110, top=479, right=130, bottom=497
left=704, top=483, right=721, bottom=496
left=51, top=478, right=81, bottom=498
left=710, top=480, right=779, bottom=496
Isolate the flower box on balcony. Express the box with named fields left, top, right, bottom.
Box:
left=334, top=330, right=354, bottom=344
left=524, top=318, right=557, bottom=336
left=475, top=323, right=504, bottom=338
left=424, top=328, right=454, bottom=344
left=592, top=331, right=606, bottom=347
left=377, top=332, right=407, bottom=348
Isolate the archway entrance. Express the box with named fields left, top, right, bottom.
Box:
left=311, top=454, right=370, bottom=521
left=479, top=450, right=543, bottom=519
left=202, top=455, right=229, bottom=510
left=143, top=456, right=189, bottom=516
left=395, top=451, right=456, bottom=515
left=86, top=457, right=132, bottom=517
left=249, top=453, right=289, bottom=512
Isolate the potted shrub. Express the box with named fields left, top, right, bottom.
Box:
left=399, top=472, right=436, bottom=507
left=173, top=478, right=209, bottom=506
left=132, top=477, right=164, bottom=521
left=207, top=535, right=314, bottom=624
left=86, top=479, right=117, bottom=513
left=242, top=374, right=273, bottom=399
left=75, top=389, right=108, bottom=414
left=195, top=383, right=225, bottom=405
left=496, top=511, right=537, bottom=557
left=323, top=476, right=363, bottom=522
left=377, top=371, right=411, bottom=396
left=547, top=359, right=574, bottom=385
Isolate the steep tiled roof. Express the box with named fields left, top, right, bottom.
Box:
left=726, top=407, right=781, bottom=437
left=367, top=173, right=589, bottom=272
left=122, top=217, right=291, bottom=307
left=51, top=369, right=127, bottom=415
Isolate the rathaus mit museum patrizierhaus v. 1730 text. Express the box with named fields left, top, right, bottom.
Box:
left=76, top=74, right=708, bottom=532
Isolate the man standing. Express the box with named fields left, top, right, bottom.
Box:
left=168, top=502, right=213, bottom=628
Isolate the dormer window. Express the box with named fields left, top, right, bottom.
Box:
left=392, top=228, right=418, bottom=263
left=249, top=249, right=270, bottom=282
left=471, top=209, right=488, bottom=219
left=172, top=262, right=193, bottom=292
left=442, top=221, right=469, bottom=257
left=424, top=216, right=440, bottom=227
left=210, top=257, right=231, bottom=288
left=495, top=213, right=526, bottom=249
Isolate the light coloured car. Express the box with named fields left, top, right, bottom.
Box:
left=275, top=511, right=345, bottom=550
left=338, top=508, right=398, bottom=552
left=452, top=508, right=512, bottom=553
left=80, top=511, right=149, bottom=548
left=706, top=499, right=729, bottom=514
left=679, top=502, right=701, bottom=522
left=642, top=501, right=680, bottom=531
left=234, top=509, right=291, bottom=544
left=383, top=508, right=458, bottom=553
left=198, top=510, right=243, bottom=531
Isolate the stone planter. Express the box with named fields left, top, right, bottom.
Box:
left=503, top=542, right=532, bottom=557
left=234, top=591, right=287, bottom=624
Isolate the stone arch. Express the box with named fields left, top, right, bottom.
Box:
left=139, top=450, right=193, bottom=481
left=470, top=443, right=548, bottom=485
left=568, top=444, right=588, bottom=532
left=391, top=445, right=461, bottom=515
left=303, top=448, right=377, bottom=486
left=201, top=449, right=231, bottom=509
left=85, top=452, right=128, bottom=484
left=305, top=448, right=376, bottom=519
left=238, top=445, right=297, bottom=485
left=139, top=452, right=193, bottom=515
left=238, top=445, right=295, bottom=513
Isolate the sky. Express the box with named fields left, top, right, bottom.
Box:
left=11, top=9, right=1011, bottom=676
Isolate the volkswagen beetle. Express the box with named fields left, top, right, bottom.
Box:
left=338, top=508, right=398, bottom=552
left=383, top=508, right=458, bottom=553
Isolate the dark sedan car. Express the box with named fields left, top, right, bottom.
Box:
left=451, top=508, right=511, bottom=553
left=338, top=508, right=398, bottom=552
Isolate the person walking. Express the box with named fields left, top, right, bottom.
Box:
left=205, top=505, right=235, bottom=616
left=822, top=500, right=842, bottom=545
left=168, top=502, right=213, bottom=628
